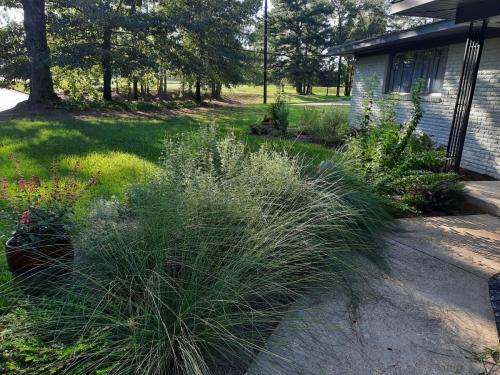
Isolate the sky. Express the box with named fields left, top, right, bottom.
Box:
left=0, top=7, right=23, bottom=26
left=0, top=2, right=271, bottom=26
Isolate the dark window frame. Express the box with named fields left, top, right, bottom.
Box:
left=386, top=47, right=448, bottom=95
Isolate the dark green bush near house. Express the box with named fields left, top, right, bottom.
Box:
left=297, top=106, right=349, bottom=146
left=344, top=82, right=463, bottom=215
left=269, top=93, right=290, bottom=134
left=1, top=126, right=392, bottom=375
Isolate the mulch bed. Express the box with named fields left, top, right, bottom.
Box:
left=489, top=273, right=500, bottom=336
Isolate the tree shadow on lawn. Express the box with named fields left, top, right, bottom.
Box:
left=0, top=105, right=334, bottom=185
left=0, top=115, right=198, bottom=163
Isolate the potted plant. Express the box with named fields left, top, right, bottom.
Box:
left=0, top=154, right=97, bottom=276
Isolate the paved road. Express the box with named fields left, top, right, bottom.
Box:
left=0, top=88, right=29, bottom=112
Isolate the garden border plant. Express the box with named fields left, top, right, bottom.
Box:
left=1, top=125, right=392, bottom=375
left=342, top=79, right=463, bottom=215
left=297, top=106, right=350, bottom=146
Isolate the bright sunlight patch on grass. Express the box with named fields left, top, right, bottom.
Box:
left=0, top=104, right=341, bottom=241
left=222, top=85, right=350, bottom=104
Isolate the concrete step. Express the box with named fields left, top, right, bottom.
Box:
left=463, top=181, right=500, bottom=217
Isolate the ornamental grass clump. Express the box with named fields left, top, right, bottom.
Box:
left=4, top=126, right=391, bottom=374
left=297, top=106, right=349, bottom=146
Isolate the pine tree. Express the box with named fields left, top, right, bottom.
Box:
left=270, top=0, right=332, bottom=95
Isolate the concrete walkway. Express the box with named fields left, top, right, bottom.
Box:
left=290, top=101, right=351, bottom=106
left=464, top=181, right=500, bottom=217
left=248, top=214, right=499, bottom=375
left=0, top=88, right=28, bottom=112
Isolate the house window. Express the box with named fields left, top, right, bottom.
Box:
left=387, top=48, right=448, bottom=95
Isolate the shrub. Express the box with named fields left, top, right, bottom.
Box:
left=5, top=126, right=392, bottom=374
left=345, top=82, right=463, bottom=214
left=0, top=156, right=98, bottom=248
left=269, top=94, right=289, bottom=134
left=297, top=106, right=349, bottom=145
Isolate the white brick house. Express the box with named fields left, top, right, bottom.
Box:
left=330, top=1, right=500, bottom=179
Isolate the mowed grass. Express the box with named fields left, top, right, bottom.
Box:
left=222, top=84, right=350, bottom=104
left=132, top=81, right=349, bottom=104
left=0, top=104, right=347, bottom=290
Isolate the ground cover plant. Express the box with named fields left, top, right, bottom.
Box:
left=343, top=81, right=463, bottom=215
left=0, top=125, right=391, bottom=374
left=297, top=106, right=349, bottom=146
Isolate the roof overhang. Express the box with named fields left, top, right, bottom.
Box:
left=390, top=0, right=500, bottom=24
left=329, top=20, right=464, bottom=56
left=328, top=18, right=500, bottom=57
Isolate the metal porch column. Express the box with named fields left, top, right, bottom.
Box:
left=446, top=20, right=488, bottom=172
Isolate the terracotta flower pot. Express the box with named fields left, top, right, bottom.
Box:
left=262, top=116, right=273, bottom=127
left=5, top=236, right=73, bottom=276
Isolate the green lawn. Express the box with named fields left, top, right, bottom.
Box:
left=222, top=84, right=350, bottom=103
left=0, top=104, right=347, bottom=289
left=121, top=82, right=349, bottom=104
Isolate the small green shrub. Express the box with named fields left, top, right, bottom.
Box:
left=5, top=126, right=392, bottom=374
left=345, top=82, right=463, bottom=215
left=269, top=94, right=290, bottom=134
left=297, top=106, right=349, bottom=145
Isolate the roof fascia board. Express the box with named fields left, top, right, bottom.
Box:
left=328, top=20, right=460, bottom=56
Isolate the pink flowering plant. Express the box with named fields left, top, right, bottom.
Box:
left=0, top=154, right=98, bottom=248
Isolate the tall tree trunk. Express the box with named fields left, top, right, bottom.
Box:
left=102, top=27, right=112, bottom=101
left=336, top=56, right=342, bottom=97
left=211, top=82, right=222, bottom=99
left=195, top=79, right=202, bottom=103
left=158, top=72, right=163, bottom=97
left=164, top=74, right=168, bottom=97
left=210, top=82, right=216, bottom=99
left=132, top=77, right=138, bottom=101
left=21, top=0, right=56, bottom=103
left=345, top=63, right=352, bottom=96
left=295, top=82, right=302, bottom=95
left=307, top=83, right=312, bottom=95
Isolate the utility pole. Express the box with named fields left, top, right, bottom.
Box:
left=263, top=0, right=268, bottom=104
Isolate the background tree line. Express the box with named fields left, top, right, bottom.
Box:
left=0, top=0, right=426, bottom=103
